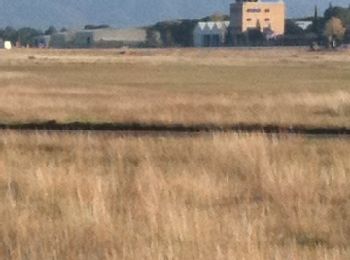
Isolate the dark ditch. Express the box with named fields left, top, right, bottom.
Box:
left=0, top=121, right=349, bottom=138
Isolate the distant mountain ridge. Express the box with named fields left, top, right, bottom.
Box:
left=0, top=0, right=348, bottom=29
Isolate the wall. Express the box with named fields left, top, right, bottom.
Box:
left=230, top=1, right=285, bottom=36
left=74, top=31, right=94, bottom=48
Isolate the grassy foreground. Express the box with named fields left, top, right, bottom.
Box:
left=0, top=133, right=349, bottom=259
left=0, top=48, right=349, bottom=127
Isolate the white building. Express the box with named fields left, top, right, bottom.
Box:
left=74, top=28, right=147, bottom=48
left=50, top=28, right=148, bottom=49
left=193, top=21, right=230, bottom=47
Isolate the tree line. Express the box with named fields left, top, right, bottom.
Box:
left=285, top=4, right=350, bottom=47
left=1, top=5, right=350, bottom=48
left=0, top=26, right=66, bottom=46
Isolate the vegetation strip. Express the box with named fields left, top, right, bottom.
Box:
left=0, top=121, right=349, bottom=136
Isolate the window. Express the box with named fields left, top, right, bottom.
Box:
left=265, top=9, right=270, bottom=13
left=264, top=18, right=270, bottom=21
left=247, top=18, right=252, bottom=21
left=247, top=8, right=261, bottom=13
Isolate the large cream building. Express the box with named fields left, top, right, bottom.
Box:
left=230, top=0, right=285, bottom=37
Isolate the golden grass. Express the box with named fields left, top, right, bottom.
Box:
left=1, top=47, right=349, bottom=259
left=0, top=48, right=349, bottom=127
left=0, top=132, right=349, bottom=259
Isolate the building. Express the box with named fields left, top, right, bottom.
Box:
left=33, top=35, right=51, bottom=48
left=73, top=31, right=95, bottom=48
left=50, top=31, right=77, bottom=48
left=50, top=28, right=148, bottom=49
left=230, top=0, right=285, bottom=40
left=193, top=21, right=230, bottom=47
left=193, top=0, right=285, bottom=47
left=74, top=28, right=147, bottom=48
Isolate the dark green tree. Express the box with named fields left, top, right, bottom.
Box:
left=153, top=19, right=197, bottom=47
left=324, top=6, right=350, bottom=26
left=201, top=13, right=230, bottom=22
left=45, top=26, right=57, bottom=35
left=285, top=20, right=304, bottom=35
left=247, top=28, right=264, bottom=46
left=0, top=28, right=4, bottom=40
left=3, top=26, right=18, bottom=44
left=312, top=5, right=320, bottom=34
left=84, top=24, right=110, bottom=30
left=146, top=28, right=162, bottom=47
left=17, top=27, right=42, bottom=46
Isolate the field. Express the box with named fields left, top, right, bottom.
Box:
left=0, top=48, right=349, bottom=127
left=0, top=48, right=350, bottom=259
left=0, top=133, right=350, bottom=259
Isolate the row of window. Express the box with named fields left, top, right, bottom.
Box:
left=246, top=18, right=270, bottom=22
left=246, top=8, right=270, bottom=13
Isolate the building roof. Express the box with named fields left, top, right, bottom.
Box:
left=195, top=21, right=230, bottom=33
left=294, top=21, right=312, bottom=30
left=52, top=31, right=78, bottom=40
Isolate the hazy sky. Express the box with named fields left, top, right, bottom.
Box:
left=0, top=0, right=348, bottom=28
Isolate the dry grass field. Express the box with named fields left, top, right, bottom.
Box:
left=0, top=133, right=349, bottom=259
left=0, top=48, right=349, bottom=127
left=0, top=48, right=349, bottom=259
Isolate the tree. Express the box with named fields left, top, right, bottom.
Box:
left=0, top=28, right=4, bottom=39
left=171, top=20, right=197, bottom=46
left=45, top=26, right=57, bottom=35
left=247, top=28, right=264, bottom=46
left=324, top=6, right=350, bottom=27
left=200, top=13, right=229, bottom=22
left=324, top=17, right=346, bottom=47
left=202, top=12, right=229, bottom=22
left=3, top=26, right=18, bottom=44
left=17, top=27, right=42, bottom=46
left=152, top=19, right=197, bottom=47
left=345, top=28, right=350, bottom=43
left=146, top=29, right=162, bottom=47
left=84, top=24, right=110, bottom=30
left=311, top=5, right=321, bottom=35
left=164, top=30, right=174, bottom=46
left=285, top=20, right=304, bottom=35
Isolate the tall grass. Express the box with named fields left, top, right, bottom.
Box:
left=0, top=132, right=349, bottom=259
left=0, top=48, right=349, bottom=127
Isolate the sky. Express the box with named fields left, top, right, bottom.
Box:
left=0, top=0, right=348, bottom=29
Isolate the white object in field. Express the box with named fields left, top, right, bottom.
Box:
left=4, top=41, right=12, bottom=50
